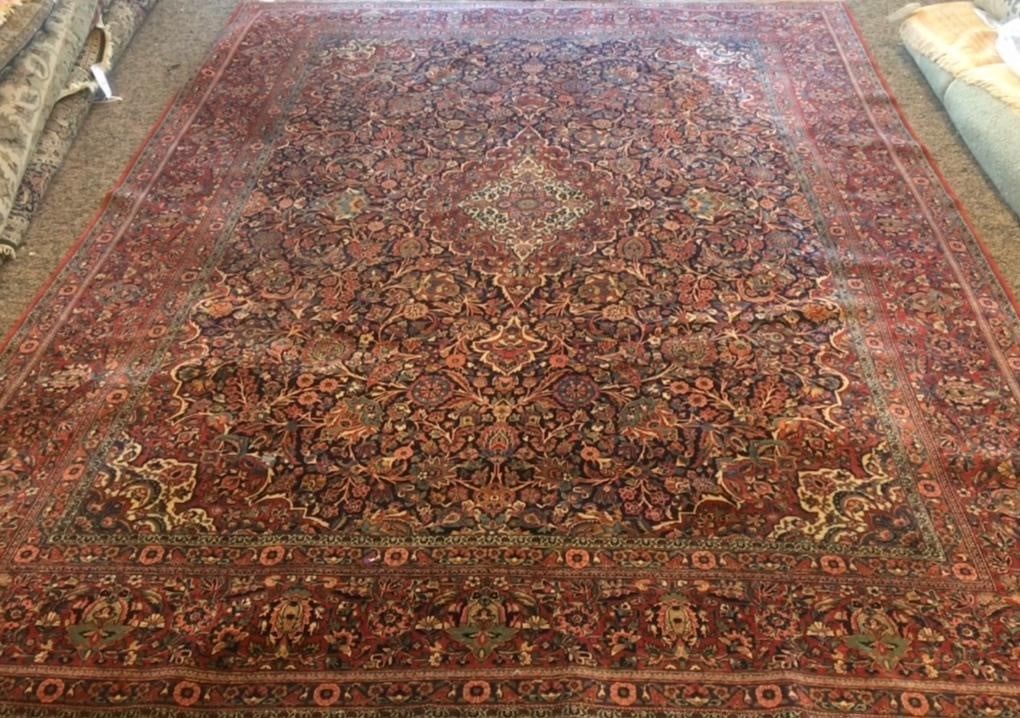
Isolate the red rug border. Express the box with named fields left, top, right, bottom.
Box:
left=840, top=1, right=1020, bottom=316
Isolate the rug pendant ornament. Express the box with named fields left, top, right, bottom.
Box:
left=471, top=315, right=548, bottom=376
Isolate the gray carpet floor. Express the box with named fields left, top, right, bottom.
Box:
left=0, top=0, right=1017, bottom=335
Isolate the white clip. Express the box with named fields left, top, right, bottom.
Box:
left=89, top=64, right=122, bottom=103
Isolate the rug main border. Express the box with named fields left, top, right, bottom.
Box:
left=0, top=2, right=1017, bottom=716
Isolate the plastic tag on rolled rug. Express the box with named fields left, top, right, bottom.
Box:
left=89, top=64, right=121, bottom=102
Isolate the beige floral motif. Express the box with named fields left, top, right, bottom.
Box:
left=769, top=447, right=896, bottom=543
left=94, top=438, right=214, bottom=533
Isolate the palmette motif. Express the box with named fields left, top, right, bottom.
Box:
left=0, top=2, right=1018, bottom=716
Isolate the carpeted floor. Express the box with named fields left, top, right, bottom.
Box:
left=0, top=0, right=1017, bottom=336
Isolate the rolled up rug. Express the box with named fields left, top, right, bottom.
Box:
left=0, top=0, right=101, bottom=263
left=0, top=0, right=54, bottom=68
left=0, top=0, right=159, bottom=260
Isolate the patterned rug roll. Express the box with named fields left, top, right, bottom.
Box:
left=0, top=0, right=158, bottom=263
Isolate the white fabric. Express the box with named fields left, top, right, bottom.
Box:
left=997, top=18, right=1020, bottom=75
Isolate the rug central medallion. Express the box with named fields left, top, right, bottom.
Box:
left=458, top=154, right=595, bottom=261
left=424, top=134, right=632, bottom=302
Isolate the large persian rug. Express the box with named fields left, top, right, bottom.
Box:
left=0, top=2, right=1018, bottom=715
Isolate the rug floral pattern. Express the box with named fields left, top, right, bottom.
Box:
left=0, top=3, right=1018, bottom=716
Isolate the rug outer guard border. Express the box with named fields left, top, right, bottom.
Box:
left=0, top=3, right=1017, bottom=717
